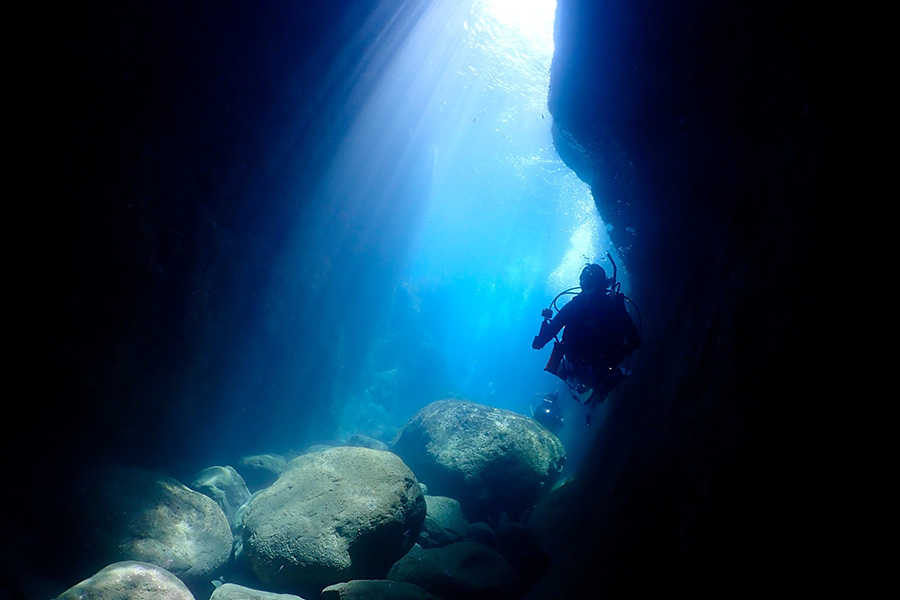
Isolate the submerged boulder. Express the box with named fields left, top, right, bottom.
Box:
left=190, top=465, right=252, bottom=524
left=391, top=400, right=566, bottom=522
left=345, top=433, right=390, bottom=452
left=240, top=446, right=426, bottom=594
left=76, top=466, right=232, bottom=585
left=387, top=542, right=521, bottom=600
left=321, top=580, right=440, bottom=600
left=418, top=495, right=470, bottom=548
left=237, top=454, right=288, bottom=491
left=55, top=561, right=196, bottom=600
left=210, top=583, right=305, bottom=600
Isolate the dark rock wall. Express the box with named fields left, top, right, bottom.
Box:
left=10, top=1, right=428, bottom=467
left=7, top=1, right=431, bottom=590
left=528, top=0, right=858, bottom=597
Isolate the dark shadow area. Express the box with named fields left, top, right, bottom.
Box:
left=526, top=0, right=860, bottom=597
left=7, top=1, right=431, bottom=593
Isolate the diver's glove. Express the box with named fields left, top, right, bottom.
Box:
left=532, top=336, right=543, bottom=350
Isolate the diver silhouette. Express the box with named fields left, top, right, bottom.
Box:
left=531, top=391, right=564, bottom=434
left=533, top=261, right=641, bottom=407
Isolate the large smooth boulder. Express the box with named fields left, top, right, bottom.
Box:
left=387, top=542, right=521, bottom=600
left=77, top=466, right=232, bottom=585
left=190, top=465, right=252, bottom=525
left=345, top=433, right=389, bottom=452
left=55, top=561, right=195, bottom=600
left=418, top=495, right=469, bottom=548
left=391, top=400, right=566, bottom=522
left=210, top=583, right=305, bottom=600
left=237, top=454, right=289, bottom=491
left=240, top=446, right=426, bottom=594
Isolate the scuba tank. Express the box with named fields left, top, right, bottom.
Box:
left=539, top=251, right=635, bottom=333
left=537, top=252, right=643, bottom=399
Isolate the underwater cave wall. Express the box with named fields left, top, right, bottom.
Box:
left=11, top=0, right=430, bottom=467
left=8, top=0, right=432, bottom=585
left=530, top=0, right=856, bottom=596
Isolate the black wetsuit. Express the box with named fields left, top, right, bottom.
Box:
left=533, top=289, right=640, bottom=378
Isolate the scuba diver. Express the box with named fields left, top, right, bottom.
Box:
left=532, top=256, right=641, bottom=408
left=531, top=391, right=564, bottom=434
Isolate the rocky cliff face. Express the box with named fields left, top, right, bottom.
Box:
left=526, top=0, right=856, bottom=596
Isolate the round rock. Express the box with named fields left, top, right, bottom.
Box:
left=237, top=454, right=289, bottom=491
left=391, top=400, right=566, bottom=522
left=77, top=466, right=232, bottom=584
left=190, top=465, right=252, bottom=525
left=55, top=561, right=196, bottom=600
left=241, top=446, right=426, bottom=593
left=209, top=583, right=305, bottom=600
left=418, top=495, right=469, bottom=548
left=387, top=542, right=520, bottom=600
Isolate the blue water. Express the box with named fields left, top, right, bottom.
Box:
left=163, top=0, right=632, bottom=476
left=290, top=0, right=627, bottom=471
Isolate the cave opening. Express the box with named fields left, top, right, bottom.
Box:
left=296, top=0, right=626, bottom=471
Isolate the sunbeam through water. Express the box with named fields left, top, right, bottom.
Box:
left=294, top=0, right=625, bottom=469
